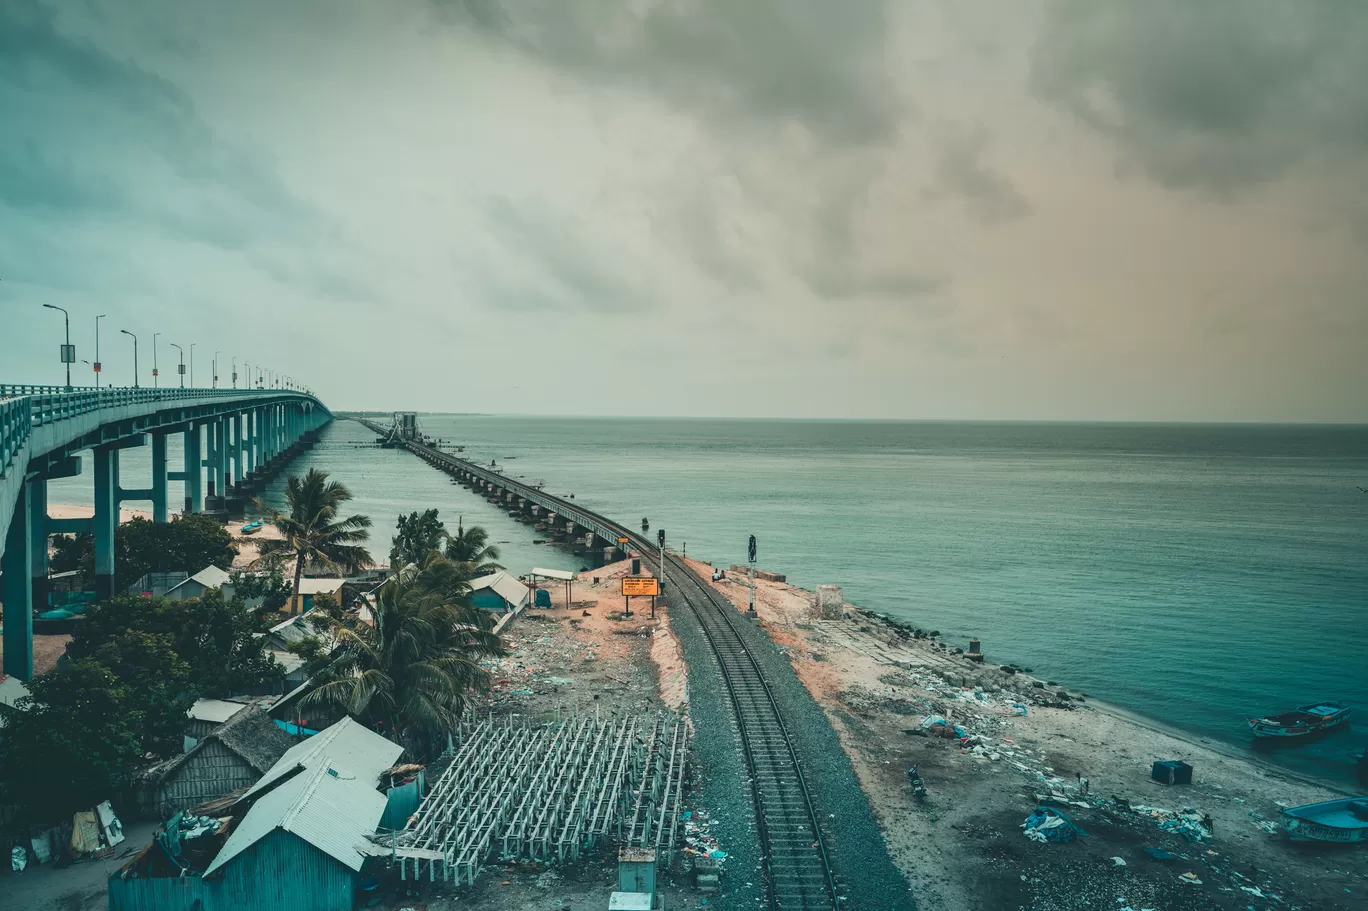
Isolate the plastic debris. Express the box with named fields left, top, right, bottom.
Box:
left=1111, top=856, right=1127, bottom=866
left=1022, top=807, right=1087, bottom=843
left=1178, top=872, right=1203, bottom=885
left=1143, top=847, right=1177, bottom=862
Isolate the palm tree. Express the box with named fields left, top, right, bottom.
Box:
left=443, top=516, right=502, bottom=576
left=255, top=468, right=373, bottom=615
left=301, top=552, right=503, bottom=755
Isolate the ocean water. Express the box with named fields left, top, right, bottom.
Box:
left=51, top=416, right=1368, bottom=785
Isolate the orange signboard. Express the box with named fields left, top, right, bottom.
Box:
left=621, top=576, right=660, bottom=597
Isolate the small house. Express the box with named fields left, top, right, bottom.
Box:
left=467, top=570, right=529, bottom=615
left=286, top=578, right=347, bottom=614
left=185, top=698, right=253, bottom=743
left=112, top=718, right=410, bottom=911
left=145, top=706, right=296, bottom=819
left=0, top=674, right=31, bottom=724
left=165, top=565, right=234, bottom=601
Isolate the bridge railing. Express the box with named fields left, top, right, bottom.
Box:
left=0, top=396, right=31, bottom=479
left=0, top=384, right=323, bottom=479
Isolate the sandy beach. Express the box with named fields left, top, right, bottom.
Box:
left=686, top=560, right=1368, bottom=911
left=45, top=503, right=284, bottom=568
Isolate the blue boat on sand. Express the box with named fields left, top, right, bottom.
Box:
left=239, top=519, right=264, bottom=536
left=1282, top=798, right=1368, bottom=844
left=1248, top=701, right=1350, bottom=739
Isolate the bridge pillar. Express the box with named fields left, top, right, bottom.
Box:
left=151, top=431, right=169, bottom=522
left=3, top=480, right=34, bottom=680
left=28, top=477, right=48, bottom=611
left=205, top=421, right=219, bottom=500
left=230, top=412, right=243, bottom=490
left=183, top=423, right=203, bottom=514
left=93, top=445, right=117, bottom=601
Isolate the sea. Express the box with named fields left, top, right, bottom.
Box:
left=51, top=416, right=1368, bottom=786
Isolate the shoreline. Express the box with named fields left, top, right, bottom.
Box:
left=686, top=559, right=1367, bottom=911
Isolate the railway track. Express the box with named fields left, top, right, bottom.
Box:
left=354, top=421, right=841, bottom=910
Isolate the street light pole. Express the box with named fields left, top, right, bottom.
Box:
left=152, top=332, right=161, bottom=387
left=119, top=330, right=139, bottom=388
left=94, top=313, right=106, bottom=383
left=42, top=303, right=72, bottom=390
left=170, top=343, right=184, bottom=388
left=189, top=343, right=196, bottom=388
left=213, top=350, right=221, bottom=388
left=232, top=357, right=238, bottom=389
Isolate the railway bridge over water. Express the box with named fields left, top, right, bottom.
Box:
left=0, top=383, right=330, bottom=678
left=348, top=415, right=913, bottom=911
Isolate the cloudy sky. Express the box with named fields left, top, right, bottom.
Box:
left=2, top=0, right=1365, bottom=420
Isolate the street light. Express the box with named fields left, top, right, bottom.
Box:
left=232, top=357, right=238, bottom=389
left=189, top=343, right=196, bottom=388
left=42, top=303, right=73, bottom=390
left=94, top=313, right=106, bottom=381
left=119, top=330, right=139, bottom=388
left=152, top=332, right=161, bottom=387
left=170, top=343, right=184, bottom=388
left=244, top=362, right=251, bottom=391
left=213, top=350, right=221, bottom=388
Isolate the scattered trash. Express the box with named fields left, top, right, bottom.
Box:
left=1111, top=856, right=1127, bottom=866
left=11, top=846, right=26, bottom=872
left=1143, top=847, right=1177, bottom=862
left=1178, top=871, right=1203, bottom=885
left=1022, top=807, right=1088, bottom=843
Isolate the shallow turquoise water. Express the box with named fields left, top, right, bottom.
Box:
left=52, top=416, right=1368, bottom=785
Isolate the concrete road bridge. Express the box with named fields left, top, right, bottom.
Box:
left=0, top=383, right=330, bottom=679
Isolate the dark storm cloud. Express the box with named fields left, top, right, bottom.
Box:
left=480, top=197, right=654, bottom=313
left=435, top=0, right=901, bottom=143
left=1032, top=0, right=1368, bottom=194
left=0, top=0, right=318, bottom=246
left=927, top=125, right=1032, bottom=222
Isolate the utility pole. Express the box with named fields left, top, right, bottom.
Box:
left=213, top=350, right=221, bottom=388
left=152, top=332, right=161, bottom=387
left=94, top=313, right=105, bottom=382
left=119, top=330, right=139, bottom=388
left=170, top=342, right=184, bottom=388
left=747, top=534, right=757, bottom=619
left=42, top=303, right=73, bottom=390
left=232, top=357, right=238, bottom=389
left=189, top=343, right=196, bottom=388
left=657, top=528, right=666, bottom=619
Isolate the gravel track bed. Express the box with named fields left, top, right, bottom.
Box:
left=724, top=605, right=916, bottom=911
left=670, top=591, right=916, bottom=911
left=671, top=597, right=766, bottom=909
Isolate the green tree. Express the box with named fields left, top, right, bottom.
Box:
left=86, top=630, right=194, bottom=757
left=390, top=508, right=446, bottom=569
left=116, top=514, right=237, bottom=589
left=68, top=592, right=282, bottom=698
left=443, top=516, right=502, bottom=575
left=255, top=468, right=372, bottom=615
left=230, top=569, right=294, bottom=616
left=0, top=661, right=144, bottom=825
left=301, top=553, right=503, bottom=757
left=49, top=532, right=94, bottom=587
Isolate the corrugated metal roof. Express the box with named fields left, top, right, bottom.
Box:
left=296, top=578, right=347, bottom=595
left=240, top=717, right=403, bottom=802
left=531, top=567, right=576, bottom=581
left=468, top=570, right=529, bottom=608
left=205, top=764, right=387, bottom=875
left=166, top=564, right=232, bottom=596
left=0, top=674, right=31, bottom=710
left=187, top=698, right=248, bottom=724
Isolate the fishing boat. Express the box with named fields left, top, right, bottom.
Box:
left=1248, top=702, right=1350, bottom=739
left=1282, top=798, right=1368, bottom=844
left=239, top=519, right=264, bottom=536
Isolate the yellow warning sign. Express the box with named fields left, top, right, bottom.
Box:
left=621, top=576, right=659, bottom=596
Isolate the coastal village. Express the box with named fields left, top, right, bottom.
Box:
left=2, top=438, right=1366, bottom=911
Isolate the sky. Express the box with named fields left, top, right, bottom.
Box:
left=1, top=0, right=1366, bottom=421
